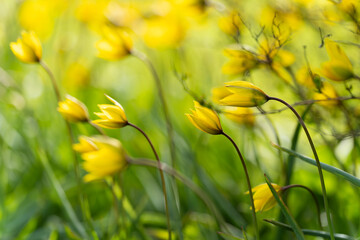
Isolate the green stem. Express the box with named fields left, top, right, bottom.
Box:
left=88, top=120, right=105, bottom=135
left=131, top=50, right=176, bottom=168
left=268, top=97, right=335, bottom=240
left=128, top=123, right=172, bottom=240
left=127, top=158, right=228, bottom=232
left=282, top=184, right=322, bottom=229
left=40, top=61, right=61, bottom=102
left=221, top=132, right=259, bottom=240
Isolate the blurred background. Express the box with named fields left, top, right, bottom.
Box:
left=1, top=0, right=360, bottom=239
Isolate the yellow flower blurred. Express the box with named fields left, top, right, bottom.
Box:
left=57, top=95, right=89, bottom=123
left=186, top=101, right=223, bottom=135
left=63, top=62, right=91, bottom=90
left=222, top=46, right=259, bottom=75
left=321, top=39, right=354, bottom=81
left=224, top=107, right=255, bottom=126
left=10, top=31, right=42, bottom=63
left=73, top=136, right=98, bottom=153
left=19, top=0, right=67, bottom=39
left=93, top=95, right=128, bottom=129
left=74, top=136, right=128, bottom=182
left=313, top=82, right=339, bottom=107
left=218, top=11, right=242, bottom=37
left=247, top=183, right=282, bottom=212
left=141, top=14, right=185, bottom=48
left=219, top=81, right=269, bottom=107
left=75, top=0, right=110, bottom=31
left=96, top=25, right=133, bottom=60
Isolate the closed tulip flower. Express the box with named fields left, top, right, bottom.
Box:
left=219, top=81, right=269, bottom=107
left=74, top=136, right=128, bottom=182
left=93, top=94, right=128, bottom=129
left=247, top=183, right=283, bottom=212
left=186, top=101, right=223, bottom=135
left=57, top=95, right=89, bottom=123
left=10, top=31, right=42, bottom=63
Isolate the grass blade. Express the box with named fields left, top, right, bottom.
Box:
left=264, top=219, right=354, bottom=240
left=264, top=175, right=305, bottom=240
left=273, top=144, right=360, bottom=187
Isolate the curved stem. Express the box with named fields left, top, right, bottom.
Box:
left=40, top=61, right=61, bottom=102
left=127, top=158, right=228, bottom=232
left=128, top=123, right=172, bottom=240
left=282, top=184, right=322, bottom=229
left=131, top=49, right=176, bottom=168
left=268, top=96, right=334, bottom=240
left=221, top=132, right=259, bottom=240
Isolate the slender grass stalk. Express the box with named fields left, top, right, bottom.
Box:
left=221, top=132, right=259, bottom=240
left=268, top=96, right=335, bottom=240
left=265, top=175, right=305, bottom=240
left=37, top=147, right=88, bottom=238
left=131, top=50, right=176, bottom=168
left=127, top=158, right=229, bottom=232
left=282, top=184, right=322, bottom=228
left=39, top=61, right=91, bottom=233
left=128, top=123, right=172, bottom=240
left=264, top=219, right=354, bottom=240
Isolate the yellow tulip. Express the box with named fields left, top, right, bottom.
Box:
left=186, top=101, right=223, bottom=135
left=222, top=46, right=258, bottom=75
left=219, top=81, right=269, bottom=107
left=57, top=95, right=89, bottom=123
left=92, top=95, right=128, bottom=129
left=10, top=31, right=42, bottom=63
left=321, top=39, right=354, bottom=81
left=74, top=136, right=128, bottom=182
left=96, top=26, right=132, bottom=60
left=247, top=183, right=282, bottom=212
left=313, top=82, right=339, bottom=107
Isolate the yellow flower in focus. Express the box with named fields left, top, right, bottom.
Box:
left=247, top=183, right=282, bottom=212
left=224, top=107, right=255, bottom=126
left=218, top=11, right=242, bottom=37
left=313, top=82, right=339, bottom=107
left=57, top=95, right=89, bottom=123
left=222, top=46, right=259, bottom=75
left=10, top=31, right=42, bottom=63
left=321, top=39, right=354, bottom=81
left=219, top=81, right=269, bottom=107
left=74, top=136, right=128, bottom=182
left=93, top=95, right=128, bottom=129
left=96, top=26, right=132, bottom=60
left=212, top=86, right=232, bottom=105
left=186, top=101, right=223, bottom=135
